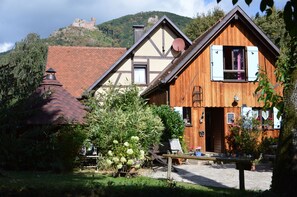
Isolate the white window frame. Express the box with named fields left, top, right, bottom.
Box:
left=210, top=45, right=259, bottom=82
left=174, top=107, right=192, bottom=126
left=133, top=64, right=147, bottom=85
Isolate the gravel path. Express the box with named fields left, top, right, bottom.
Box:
left=140, top=160, right=273, bottom=191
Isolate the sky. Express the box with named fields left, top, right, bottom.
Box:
left=0, top=0, right=286, bottom=53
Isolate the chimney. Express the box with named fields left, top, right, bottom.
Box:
left=132, top=25, right=144, bottom=43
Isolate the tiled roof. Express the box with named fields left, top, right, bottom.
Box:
left=46, top=46, right=126, bottom=98
left=27, top=76, right=87, bottom=124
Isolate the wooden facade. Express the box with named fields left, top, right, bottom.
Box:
left=143, top=6, right=281, bottom=153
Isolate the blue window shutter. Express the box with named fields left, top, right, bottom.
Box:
left=247, top=46, right=259, bottom=81
left=273, top=107, right=282, bottom=129
left=210, top=45, right=223, bottom=81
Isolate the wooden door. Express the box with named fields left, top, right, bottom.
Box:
left=205, top=108, right=224, bottom=153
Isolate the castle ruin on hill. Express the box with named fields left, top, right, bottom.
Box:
left=72, top=17, right=96, bottom=30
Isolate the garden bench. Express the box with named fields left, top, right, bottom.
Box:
left=79, top=155, right=100, bottom=170
left=162, top=154, right=252, bottom=191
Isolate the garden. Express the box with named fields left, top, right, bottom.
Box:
left=0, top=85, right=274, bottom=196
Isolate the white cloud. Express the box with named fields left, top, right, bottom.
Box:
left=0, top=42, right=14, bottom=53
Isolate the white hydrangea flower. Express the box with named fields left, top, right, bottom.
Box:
left=117, top=164, right=123, bottom=169
left=124, top=142, right=129, bottom=147
left=135, top=164, right=140, bottom=169
left=131, top=136, right=139, bottom=142
left=127, top=159, right=134, bottom=166
left=139, top=154, right=145, bottom=160
left=120, top=157, right=127, bottom=163
left=106, top=159, right=112, bottom=166
left=127, top=149, right=133, bottom=155
left=113, top=140, right=119, bottom=144
left=107, top=150, right=113, bottom=156
left=112, top=157, right=119, bottom=163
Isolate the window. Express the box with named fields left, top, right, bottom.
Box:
left=183, top=107, right=192, bottom=125
left=252, top=108, right=273, bottom=129
left=223, top=46, right=246, bottom=80
left=133, top=65, right=147, bottom=84
left=241, top=107, right=281, bottom=130
left=211, top=45, right=258, bottom=81
left=174, top=107, right=192, bottom=126
left=227, top=113, right=235, bottom=124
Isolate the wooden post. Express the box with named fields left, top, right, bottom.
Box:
left=239, top=168, right=245, bottom=190
left=167, top=156, right=172, bottom=180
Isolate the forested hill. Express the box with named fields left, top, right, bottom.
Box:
left=46, top=11, right=192, bottom=48
left=97, top=11, right=192, bottom=47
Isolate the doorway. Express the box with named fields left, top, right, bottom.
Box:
left=205, top=108, right=224, bottom=153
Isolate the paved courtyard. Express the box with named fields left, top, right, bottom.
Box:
left=140, top=160, right=273, bottom=191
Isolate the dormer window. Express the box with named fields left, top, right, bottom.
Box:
left=211, top=45, right=258, bottom=82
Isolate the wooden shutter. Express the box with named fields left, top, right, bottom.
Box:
left=210, top=45, right=223, bottom=81
left=247, top=46, right=259, bottom=81
left=273, top=107, right=282, bottom=129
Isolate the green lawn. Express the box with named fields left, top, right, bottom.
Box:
left=0, top=171, right=260, bottom=197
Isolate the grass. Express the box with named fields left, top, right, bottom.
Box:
left=0, top=170, right=260, bottom=197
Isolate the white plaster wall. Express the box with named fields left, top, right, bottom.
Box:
left=150, top=59, right=172, bottom=72
left=117, top=59, right=132, bottom=71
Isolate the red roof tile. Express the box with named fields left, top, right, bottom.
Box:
left=46, top=46, right=126, bottom=98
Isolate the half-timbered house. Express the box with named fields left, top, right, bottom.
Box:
left=88, top=16, right=192, bottom=95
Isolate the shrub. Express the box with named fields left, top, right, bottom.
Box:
left=152, top=105, right=185, bottom=141
left=0, top=124, right=87, bottom=172
left=259, top=137, right=278, bottom=155
left=226, top=115, right=261, bottom=158
left=85, top=85, right=164, bottom=156
left=105, top=136, right=145, bottom=173
left=51, top=124, right=87, bottom=172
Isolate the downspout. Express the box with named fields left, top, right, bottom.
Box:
left=166, top=90, right=169, bottom=105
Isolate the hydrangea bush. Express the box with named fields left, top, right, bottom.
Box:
left=105, top=136, right=145, bottom=171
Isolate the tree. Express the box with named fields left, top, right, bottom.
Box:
left=0, top=33, right=47, bottom=110
left=253, top=7, right=286, bottom=48
left=218, top=0, right=297, bottom=195
left=0, top=33, right=49, bottom=171
left=184, top=7, right=225, bottom=41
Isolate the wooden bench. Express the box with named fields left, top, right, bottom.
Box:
left=162, top=154, right=252, bottom=191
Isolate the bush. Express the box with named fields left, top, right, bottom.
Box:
left=85, top=85, right=164, bottom=156
left=105, top=136, right=145, bottom=173
left=259, top=137, right=278, bottom=155
left=0, top=124, right=87, bottom=172
left=51, top=124, right=87, bottom=172
left=152, top=105, right=185, bottom=141
left=226, top=116, right=261, bottom=158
